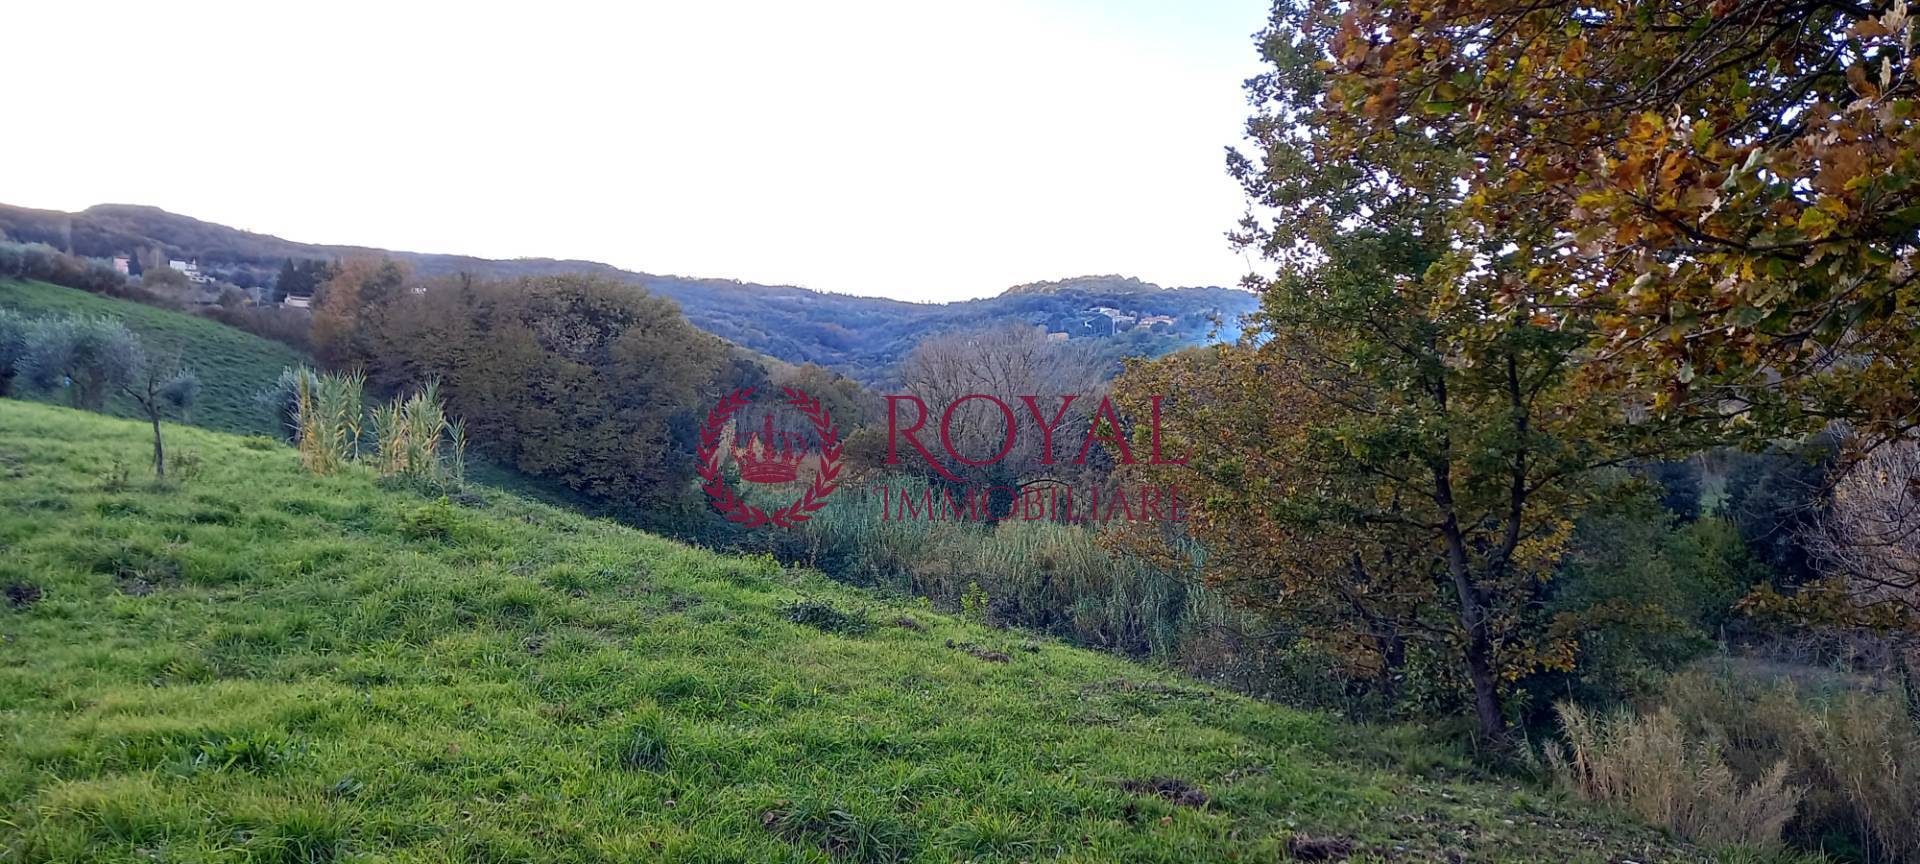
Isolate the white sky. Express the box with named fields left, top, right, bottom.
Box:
left=7, top=1, right=1268, bottom=301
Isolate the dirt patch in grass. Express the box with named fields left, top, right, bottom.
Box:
left=4, top=581, right=42, bottom=609
left=890, top=616, right=925, bottom=632
left=1285, top=833, right=1356, bottom=861
left=945, top=640, right=1010, bottom=663
left=1119, top=776, right=1209, bottom=808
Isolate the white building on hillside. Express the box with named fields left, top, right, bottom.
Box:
left=168, top=259, right=215, bottom=285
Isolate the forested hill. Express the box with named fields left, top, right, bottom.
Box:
left=0, top=203, right=1256, bottom=382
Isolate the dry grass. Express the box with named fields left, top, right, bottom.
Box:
left=1796, top=692, right=1920, bottom=863
left=1563, top=661, right=1920, bottom=862
left=1549, top=702, right=1804, bottom=850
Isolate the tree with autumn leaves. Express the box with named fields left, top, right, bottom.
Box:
left=1309, top=0, right=1920, bottom=633
left=1115, top=0, right=1731, bottom=745
left=1114, top=231, right=1709, bottom=744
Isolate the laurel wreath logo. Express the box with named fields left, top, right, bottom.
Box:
left=696, top=386, right=842, bottom=528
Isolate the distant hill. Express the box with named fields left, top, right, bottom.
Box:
left=1000, top=274, right=1165, bottom=296
left=0, top=203, right=1256, bottom=383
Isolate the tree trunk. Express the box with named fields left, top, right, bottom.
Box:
left=1439, top=506, right=1509, bottom=747
left=1462, top=614, right=1505, bottom=747
left=150, top=412, right=165, bottom=479
left=1899, top=637, right=1920, bottom=728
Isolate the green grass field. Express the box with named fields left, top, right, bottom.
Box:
left=0, top=280, right=309, bottom=436
left=0, top=402, right=1710, bottom=863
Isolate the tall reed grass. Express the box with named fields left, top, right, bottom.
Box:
left=293, top=369, right=363, bottom=475
left=373, top=381, right=453, bottom=481
left=291, top=372, right=465, bottom=484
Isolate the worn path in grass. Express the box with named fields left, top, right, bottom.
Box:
left=0, top=401, right=1703, bottom=862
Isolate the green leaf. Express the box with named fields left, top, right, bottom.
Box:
left=1727, top=305, right=1767, bottom=328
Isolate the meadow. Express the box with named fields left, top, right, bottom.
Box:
left=0, top=279, right=308, bottom=435
left=0, top=401, right=1714, bottom=863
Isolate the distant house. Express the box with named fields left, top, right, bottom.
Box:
left=1138, top=314, right=1176, bottom=332
left=1075, top=316, right=1114, bottom=337
left=111, top=256, right=130, bottom=275
left=283, top=294, right=313, bottom=309
left=1045, top=331, right=1069, bottom=342
left=168, top=259, right=214, bottom=285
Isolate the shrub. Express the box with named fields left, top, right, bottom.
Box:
left=1548, top=701, right=1803, bottom=850
left=783, top=479, right=1220, bottom=659
left=1796, top=691, right=1920, bottom=863
left=200, top=304, right=312, bottom=353
left=257, top=367, right=311, bottom=442
left=0, top=241, right=138, bottom=299
left=960, top=580, right=990, bottom=625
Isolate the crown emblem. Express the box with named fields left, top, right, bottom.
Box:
left=733, top=414, right=808, bottom=484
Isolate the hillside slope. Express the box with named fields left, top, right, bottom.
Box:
left=0, top=279, right=308, bottom=435
left=0, top=203, right=1256, bottom=382
left=0, top=402, right=1705, bottom=863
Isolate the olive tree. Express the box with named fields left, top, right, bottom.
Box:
left=17, top=316, right=144, bottom=411
left=17, top=315, right=198, bottom=477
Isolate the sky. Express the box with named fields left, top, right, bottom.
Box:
left=7, top=1, right=1271, bottom=302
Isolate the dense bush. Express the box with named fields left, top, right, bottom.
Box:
left=0, top=241, right=139, bottom=299
left=15, top=315, right=144, bottom=411
left=0, top=309, right=26, bottom=397
left=1537, top=499, right=1759, bottom=711
left=353, top=273, right=732, bottom=505
left=768, top=478, right=1213, bottom=658
left=199, top=303, right=312, bottom=353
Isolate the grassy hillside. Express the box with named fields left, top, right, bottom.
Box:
left=0, top=402, right=1702, bottom=863
left=0, top=279, right=308, bottom=435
